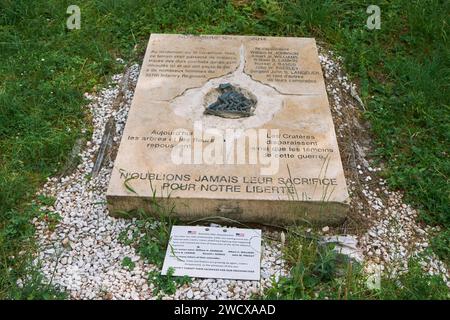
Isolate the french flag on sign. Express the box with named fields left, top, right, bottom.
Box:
left=188, top=230, right=196, bottom=234
left=236, top=232, right=245, bottom=237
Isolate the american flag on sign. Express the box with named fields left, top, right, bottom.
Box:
left=236, top=232, right=245, bottom=237
left=187, top=230, right=196, bottom=234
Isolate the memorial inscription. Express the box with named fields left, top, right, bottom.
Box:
left=106, top=34, right=350, bottom=225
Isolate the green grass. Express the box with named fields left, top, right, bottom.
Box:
left=121, top=257, right=136, bottom=271
left=0, top=0, right=448, bottom=298
left=148, top=267, right=192, bottom=297
left=262, top=227, right=449, bottom=300
left=379, top=259, right=450, bottom=300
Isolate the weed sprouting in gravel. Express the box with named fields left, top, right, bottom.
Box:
left=263, top=227, right=370, bottom=299
left=121, top=257, right=136, bottom=271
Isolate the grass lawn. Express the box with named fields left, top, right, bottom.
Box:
left=0, top=0, right=448, bottom=299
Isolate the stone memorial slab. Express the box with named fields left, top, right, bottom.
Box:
left=106, top=34, right=350, bottom=224
left=161, top=226, right=261, bottom=280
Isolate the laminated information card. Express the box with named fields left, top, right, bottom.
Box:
left=162, top=226, right=262, bottom=280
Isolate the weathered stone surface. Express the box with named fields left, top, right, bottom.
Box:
left=106, top=34, right=350, bottom=225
